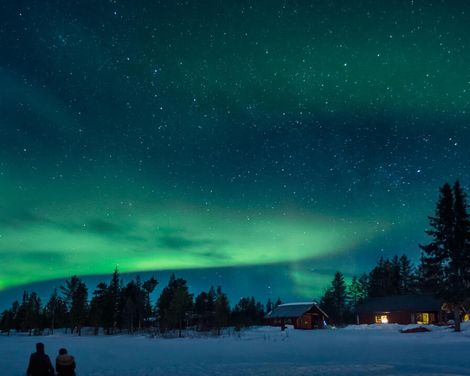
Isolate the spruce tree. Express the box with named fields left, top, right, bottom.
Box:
left=108, top=267, right=122, bottom=333
left=157, top=274, right=192, bottom=334
left=358, top=273, right=369, bottom=300
left=214, top=286, right=230, bottom=335
left=266, top=298, right=273, bottom=314
left=320, top=272, right=348, bottom=325
left=61, top=276, right=88, bottom=335
left=420, top=181, right=470, bottom=331
left=368, top=257, right=386, bottom=297
left=0, top=309, right=13, bottom=335
left=142, top=277, right=158, bottom=326
left=348, top=276, right=363, bottom=309
left=399, top=254, right=416, bottom=294
left=45, top=289, right=67, bottom=334
left=24, top=292, right=41, bottom=335
left=420, top=183, right=454, bottom=293
left=89, top=282, right=108, bottom=334
left=167, top=284, right=193, bottom=337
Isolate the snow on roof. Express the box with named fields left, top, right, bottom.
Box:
left=266, top=301, right=329, bottom=319
left=278, top=302, right=318, bottom=306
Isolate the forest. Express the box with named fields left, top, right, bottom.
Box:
left=1, top=181, right=469, bottom=335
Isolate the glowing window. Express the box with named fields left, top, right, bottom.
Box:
left=375, top=314, right=388, bottom=324
left=464, top=313, right=469, bottom=322
left=417, top=312, right=430, bottom=324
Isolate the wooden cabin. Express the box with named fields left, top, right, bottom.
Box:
left=265, top=302, right=329, bottom=329
left=356, top=295, right=444, bottom=325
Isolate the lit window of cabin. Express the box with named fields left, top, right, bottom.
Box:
left=464, top=313, right=470, bottom=322
left=375, top=314, right=388, bottom=324
left=416, top=312, right=431, bottom=324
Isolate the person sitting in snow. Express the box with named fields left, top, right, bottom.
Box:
left=55, top=348, right=76, bottom=376
left=26, top=342, right=55, bottom=376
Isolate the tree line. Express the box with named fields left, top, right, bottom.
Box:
left=1, top=181, right=468, bottom=334
left=320, top=181, right=470, bottom=331
left=0, top=268, right=282, bottom=337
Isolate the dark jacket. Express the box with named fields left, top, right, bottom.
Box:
left=26, top=351, right=55, bottom=376
left=55, top=354, right=76, bottom=376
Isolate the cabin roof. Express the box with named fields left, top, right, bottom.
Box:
left=266, top=302, right=329, bottom=319
left=356, top=295, right=443, bottom=314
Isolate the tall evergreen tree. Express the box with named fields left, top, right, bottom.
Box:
left=166, top=284, right=193, bottom=337
left=157, top=274, right=192, bottom=333
left=89, top=282, right=108, bottom=334
left=214, top=286, right=230, bottom=336
left=368, top=257, right=387, bottom=297
left=348, top=276, right=366, bottom=310
left=358, top=273, right=369, bottom=299
left=266, top=298, right=273, bottom=314
left=45, top=289, right=68, bottom=334
left=24, top=292, right=41, bottom=335
left=420, top=183, right=454, bottom=294
left=61, top=276, right=88, bottom=335
left=420, top=181, right=470, bottom=331
left=108, top=267, right=122, bottom=333
left=399, top=254, right=416, bottom=294
left=320, top=272, right=349, bottom=325
left=194, top=288, right=215, bottom=330
left=142, top=277, right=158, bottom=326
left=0, top=309, right=13, bottom=335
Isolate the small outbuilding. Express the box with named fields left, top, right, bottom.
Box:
left=356, top=295, right=444, bottom=325
left=265, top=302, right=329, bottom=329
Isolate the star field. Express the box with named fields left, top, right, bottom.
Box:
left=0, top=0, right=469, bottom=301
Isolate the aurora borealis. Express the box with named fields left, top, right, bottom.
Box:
left=1, top=1, right=470, bottom=302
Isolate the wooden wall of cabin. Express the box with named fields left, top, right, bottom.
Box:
left=358, top=311, right=440, bottom=325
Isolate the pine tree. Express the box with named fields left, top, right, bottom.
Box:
left=142, top=277, right=158, bottom=326
left=420, top=183, right=454, bottom=294
left=332, top=272, right=348, bottom=324
left=17, top=292, right=29, bottom=332
left=232, top=297, right=265, bottom=327
left=61, top=276, right=88, bottom=335
left=420, top=181, right=470, bottom=331
left=320, top=272, right=349, bottom=325
left=167, top=284, right=193, bottom=337
left=89, top=282, right=108, bottom=334
left=45, top=289, right=67, bottom=334
left=157, top=274, right=192, bottom=334
left=214, top=286, right=230, bottom=335
left=368, top=257, right=386, bottom=297
left=453, top=181, right=470, bottom=290
left=121, top=279, right=147, bottom=333
left=194, top=288, right=216, bottom=330
left=348, top=276, right=362, bottom=310
left=319, top=287, right=335, bottom=325
left=399, top=254, right=416, bottom=294
left=266, top=298, right=273, bottom=314
left=108, top=267, right=122, bottom=333
left=10, top=300, right=21, bottom=332
left=0, top=309, right=13, bottom=335
left=390, top=255, right=402, bottom=295
left=24, top=292, right=41, bottom=335
left=358, top=273, right=369, bottom=300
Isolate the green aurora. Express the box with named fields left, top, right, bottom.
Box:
left=1, top=1, right=470, bottom=300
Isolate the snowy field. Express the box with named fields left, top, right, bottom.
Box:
left=2, top=323, right=470, bottom=376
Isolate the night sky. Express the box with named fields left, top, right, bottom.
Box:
left=1, top=0, right=469, bottom=303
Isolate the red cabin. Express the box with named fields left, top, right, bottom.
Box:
left=265, top=302, right=329, bottom=329
left=356, top=295, right=444, bottom=325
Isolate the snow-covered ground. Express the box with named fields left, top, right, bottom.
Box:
left=2, top=323, right=470, bottom=376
